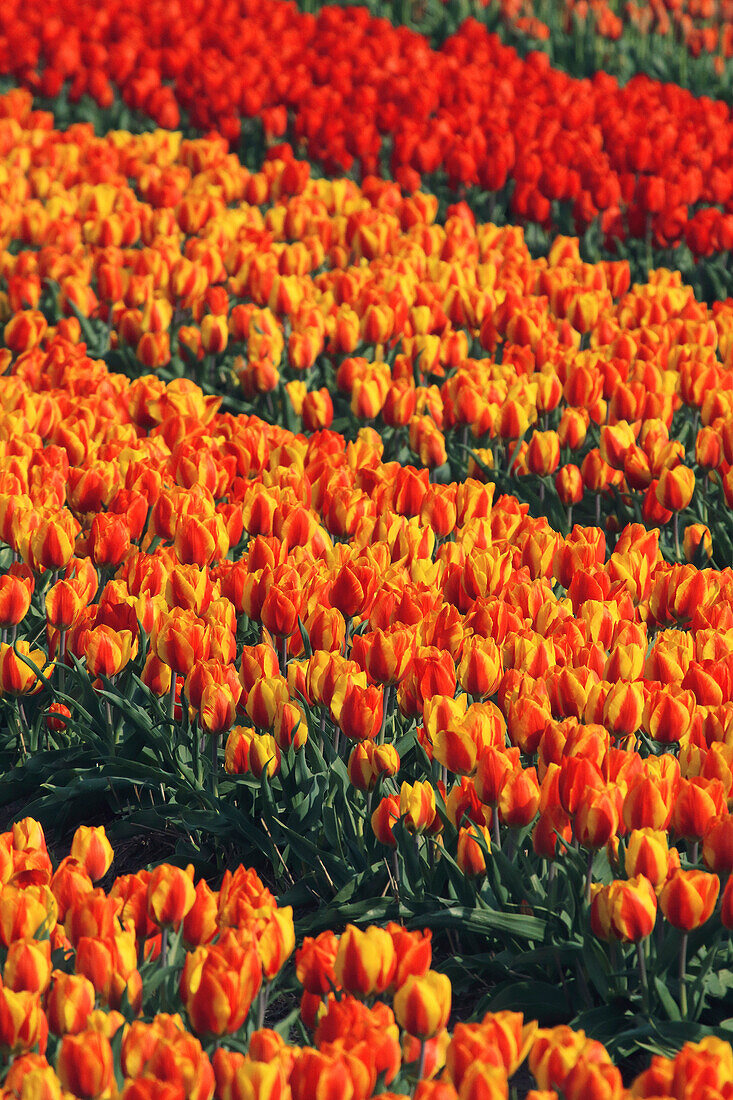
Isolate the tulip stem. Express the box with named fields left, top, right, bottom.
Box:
left=160, top=926, right=168, bottom=969
left=585, top=848, right=594, bottom=905
left=15, top=701, right=27, bottom=761
left=492, top=808, right=501, bottom=851
left=257, top=985, right=269, bottom=1029
left=378, top=684, right=392, bottom=745
left=392, top=850, right=400, bottom=902
left=192, top=722, right=200, bottom=785
left=280, top=634, right=288, bottom=672
left=415, top=1039, right=427, bottom=1087
left=673, top=512, right=681, bottom=561
left=210, top=733, right=219, bottom=798
left=636, top=939, right=650, bottom=1013
left=169, top=673, right=177, bottom=724
left=679, top=932, right=688, bottom=1018
left=59, top=630, right=67, bottom=693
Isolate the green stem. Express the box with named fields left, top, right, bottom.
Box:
left=492, top=807, right=501, bottom=851
left=210, top=732, right=219, bottom=798
left=585, top=847, right=594, bottom=905
left=160, top=926, right=169, bottom=969
left=192, top=720, right=200, bottom=786
left=637, top=939, right=650, bottom=1014
left=680, top=932, right=688, bottom=1018
left=378, top=683, right=392, bottom=745
left=169, top=672, right=177, bottom=723
left=257, top=985, right=269, bottom=1029
left=15, top=700, right=27, bottom=761
left=415, top=1039, right=428, bottom=1090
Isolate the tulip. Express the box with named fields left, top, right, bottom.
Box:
left=359, top=627, right=414, bottom=686
left=400, top=781, right=437, bottom=835
left=334, top=925, right=396, bottom=997
left=574, top=787, right=619, bottom=852
left=372, top=795, right=400, bottom=848
left=0, top=571, right=32, bottom=629
left=84, top=625, right=137, bottom=679
left=289, top=1048, right=362, bottom=1100
left=69, top=827, right=113, bottom=884
left=338, top=682, right=383, bottom=742
left=526, top=430, right=560, bottom=477
left=703, top=815, right=733, bottom=874
left=154, top=608, right=211, bottom=677
left=659, top=869, right=719, bottom=933
left=147, top=864, right=196, bottom=932
left=4, top=938, right=52, bottom=994
left=90, top=513, right=131, bottom=570
left=181, top=879, right=219, bottom=950
left=295, top=931, right=339, bottom=996
left=0, top=643, right=49, bottom=697
left=457, top=637, right=502, bottom=699
left=28, top=514, right=79, bottom=572
left=45, top=972, right=97, bottom=1037
left=347, top=742, right=400, bottom=792
left=394, top=971, right=451, bottom=1040
left=57, top=1030, right=114, bottom=1098
left=456, top=825, right=491, bottom=878
left=498, top=767, right=540, bottom=829
left=529, top=1027, right=597, bottom=1092
left=625, top=829, right=671, bottom=891
left=181, top=932, right=262, bottom=1037
left=660, top=868, right=720, bottom=1016
left=446, top=1011, right=536, bottom=1085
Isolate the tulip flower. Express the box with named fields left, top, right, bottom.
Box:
left=334, top=925, right=396, bottom=997
left=181, top=932, right=262, bottom=1036
left=70, top=827, right=114, bottom=883
left=660, top=868, right=720, bottom=1016
left=57, top=1030, right=114, bottom=1098
left=394, top=971, right=451, bottom=1040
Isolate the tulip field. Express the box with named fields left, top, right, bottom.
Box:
left=5, top=2, right=733, bottom=1098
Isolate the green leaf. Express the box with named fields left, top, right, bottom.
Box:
left=654, top=976, right=682, bottom=1022
left=487, top=979, right=570, bottom=1024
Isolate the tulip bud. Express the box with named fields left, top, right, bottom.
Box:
left=146, top=864, right=196, bottom=929
left=456, top=825, right=491, bottom=878
left=659, top=868, right=719, bottom=931
left=394, top=971, right=451, bottom=1040
left=656, top=466, right=694, bottom=512
left=334, top=925, right=396, bottom=997
left=57, top=1030, right=114, bottom=1099
left=70, top=827, right=114, bottom=883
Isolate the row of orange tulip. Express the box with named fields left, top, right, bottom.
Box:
left=0, top=816, right=730, bottom=1100
left=2, top=278, right=733, bottom=933
left=0, top=91, right=731, bottom=559
left=3, top=87, right=733, bottom=1016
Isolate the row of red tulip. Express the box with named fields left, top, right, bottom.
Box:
left=1, top=0, right=733, bottom=255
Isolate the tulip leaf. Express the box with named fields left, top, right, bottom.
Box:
left=412, top=903, right=545, bottom=942
left=654, top=976, right=682, bottom=1022
left=487, top=979, right=570, bottom=1024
